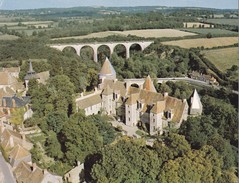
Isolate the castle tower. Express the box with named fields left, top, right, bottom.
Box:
left=190, top=89, right=203, bottom=116
left=24, top=60, right=40, bottom=91
left=99, top=57, right=116, bottom=85
left=142, top=75, right=157, bottom=92
left=149, top=101, right=165, bottom=135
left=102, top=85, right=114, bottom=115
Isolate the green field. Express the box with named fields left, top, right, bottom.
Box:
left=205, top=19, right=238, bottom=26
left=181, top=28, right=237, bottom=36
left=203, top=47, right=238, bottom=72
left=0, top=34, right=19, bottom=40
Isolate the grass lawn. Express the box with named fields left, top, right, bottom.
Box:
left=27, top=133, right=46, bottom=144
left=181, top=28, right=237, bottom=36
left=202, top=47, right=238, bottom=72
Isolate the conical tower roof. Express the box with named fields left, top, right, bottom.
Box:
left=102, top=84, right=113, bottom=95
left=191, top=89, right=201, bottom=109
left=143, top=75, right=156, bottom=92
left=99, top=57, right=116, bottom=76
left=24, top=60, right=39, bottom=80
left=28, top=60, right=35, bottom=74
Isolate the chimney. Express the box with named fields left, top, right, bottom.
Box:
left=12, top=99, right=16, bottom=108
left=164, top=92, right=168, bottom=98
left=77, top=161, right=81, bottom=166
left=3, top=98, right=6, bottom=107
left=9, top=136, right=14, bottom=148
left=80, top=92, right=84, bottom=97
left=32, top=163, right=37, bottom=172
left=43, top=169, right=48, bottom=175
left=21, top=133, right=26, bottom=141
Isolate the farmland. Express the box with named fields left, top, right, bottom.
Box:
left=0, top=34, right=19, bottom=40
left=181, top=28, right=238, bottom=36
left=205, top=19, right=238, bottom=26
left=162, top=37, right=238, bottom=49
left=202, top=47, right=238, bottom=72
left=52, top=29, right=197, bottom=40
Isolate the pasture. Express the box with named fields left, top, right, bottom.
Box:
left=181, top=28, right=237, bottom=36
left=162, top=37, right=238, bottom=49
left=205, top=19, right=238, bottom=26
left=202, top=47, right=238, bottom=72
left=52, top=29, right=197, bottom=40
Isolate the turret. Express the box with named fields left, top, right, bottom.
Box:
left=190, top=89, right=203, bottom=116
left=99, top=57, right=116, bottom=85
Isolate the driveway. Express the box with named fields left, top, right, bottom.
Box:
left=110, top=120, right=141, bottom=138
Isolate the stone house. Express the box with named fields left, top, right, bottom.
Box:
left=14, top=162, right=63, bottom=183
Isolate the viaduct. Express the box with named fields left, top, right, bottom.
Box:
left=49, top=41, right=153, bottom=62
left=124, top=77, right=216, bottom=90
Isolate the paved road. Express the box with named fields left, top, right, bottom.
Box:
left=0, top=152, right=16, bottom=183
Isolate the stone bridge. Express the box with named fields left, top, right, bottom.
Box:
left=49, top=41, right=153, bottom=62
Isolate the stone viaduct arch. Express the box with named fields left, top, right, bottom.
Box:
left=49, top=41, right=153, bottom=62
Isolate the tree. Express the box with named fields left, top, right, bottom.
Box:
left=46, top=111, right=67, bottom=133
left=10, top=107, right=25, bottom=126
left=179, top=116, right=217, bottom=149
left=206, top=32, right=212, bottom=38
left=48, top=75, right=75, bottom=115
left=91, top=138, right=161, bottom=182
left=45, top=131, right=63, bottom=159
left=153, top=133, right=191, bottom=162
left=88, top=115, right=116, bottom=145
left=62, top=114, right=103, bottom=164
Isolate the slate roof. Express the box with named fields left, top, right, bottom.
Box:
left=24, top=61, right=40, bottom=80
left=2, top=95, right=30, bottom=108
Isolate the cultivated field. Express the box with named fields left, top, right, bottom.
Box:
left=205, top=19, right=238, bottom=26
left=181, top=28, right=237, bottom=36
left=52, top=29, right=197, bottom=40
left=202, top=47, right=238, bottom=72
left=162, top=37, right=238, bottom=49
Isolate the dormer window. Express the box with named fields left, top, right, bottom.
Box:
left=113, top=93, right=118, bottom=100
left=165, top=110, right=173, bottom=119
left=137, top=101, right=142, bottom=109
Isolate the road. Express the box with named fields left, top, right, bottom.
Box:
left=0, top=152, right=16, bottom=183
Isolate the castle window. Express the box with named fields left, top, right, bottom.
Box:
left=128, top=118, right=130, bottom=121
left=137, top=101, right=142, bottom=109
